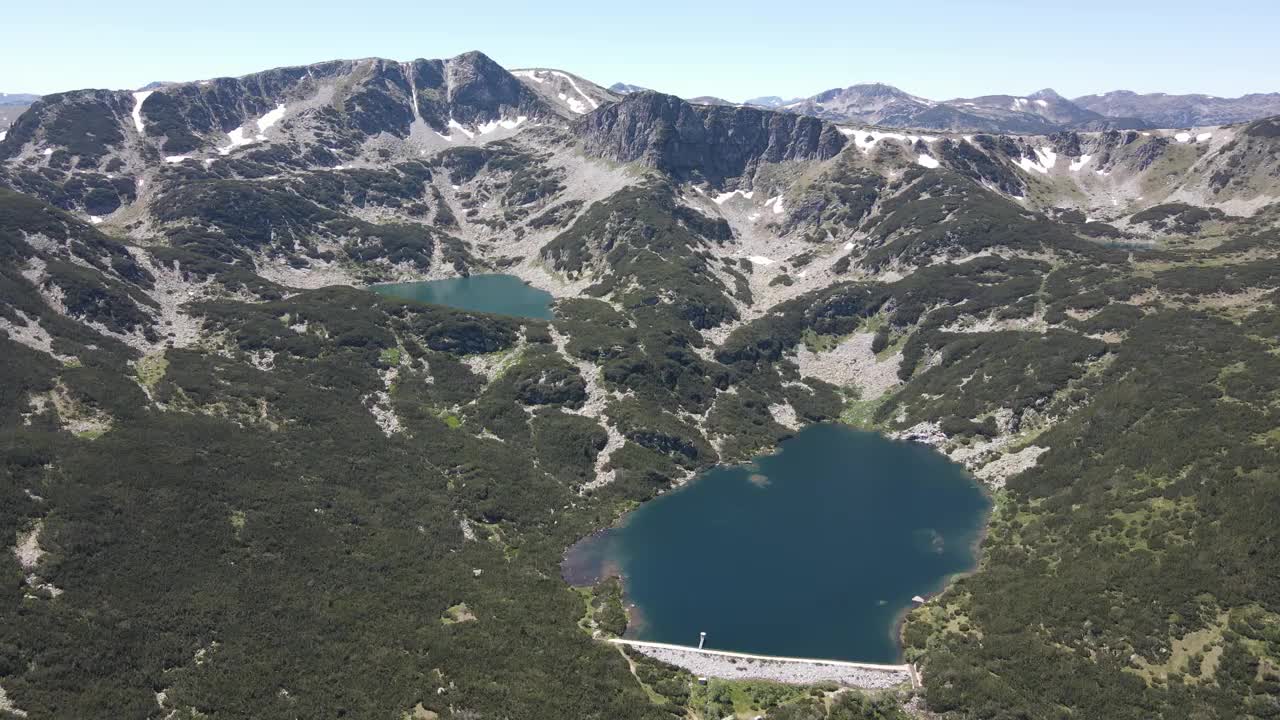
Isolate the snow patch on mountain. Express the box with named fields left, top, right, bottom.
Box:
left=838, top=127, right=937, bottom=152
left=1016, top=156, right=1050, bottom=175
left=448, top=119, right=476, bottom=139
left=559, top=93, right=588, bottom=114
left=549, top=71, right=599, bottom=114
left=917, top=154, right=940, bottom=169
left=714, top=190, right=754, bottom=205
left=404, top=61, right=422, bottom=121
left=511, top=70, right=545, bottom=84
left=220, top=128, right=254, bottom=155
left=476, top=116, right=528, bottom=135
left=432, top=116, right=529, bottom=142
left=131, top=90, right=154, bottom=133
left=1069, top=154, right=1092, bottom=171
left=257, top=104, right=286, bottom=132
left=218, top=104, right=287, bottom=155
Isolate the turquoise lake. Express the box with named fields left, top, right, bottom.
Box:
left=372, top=274, right=554, bottom=320
left=563, top=424, right=990, bottom=663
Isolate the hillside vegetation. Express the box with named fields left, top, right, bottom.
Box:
left=2, top=51, right=1280, bottom=719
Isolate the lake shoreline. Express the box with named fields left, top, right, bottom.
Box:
left=370, top=273, right=555, bottom=320
left=891, top=468, right=995, bottom=662
left=561, top=421, right=991, bottom=665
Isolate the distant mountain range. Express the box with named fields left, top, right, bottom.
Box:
left=7, top=73, right=1280, bottom=138
left=0, top=93, right=39, bottom=129
left=743, top=95, right=800, bottom=109
left=1073, top=90, right=1280, bottom=128
left=609, top=80, right=1280, bottom=132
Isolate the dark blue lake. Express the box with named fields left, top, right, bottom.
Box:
left=563, top=423, right=990, bottom=663
left=372, top=274, right=554, bottom=320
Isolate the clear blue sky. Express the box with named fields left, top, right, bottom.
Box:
left=4, top=0, right=1277, bottom=100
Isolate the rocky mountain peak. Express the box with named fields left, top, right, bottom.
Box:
left=814, top=83, right=918, bottom=105
left=444, top=50, right=513, bottom=96
left=608, top=82, right=649, bottom=95
left=440, top=51, right=541, bottom=122
left=1029, top=88, right=1064, bottom=101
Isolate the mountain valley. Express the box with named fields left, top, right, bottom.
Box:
left=2, top=50, right=1280, bottom=719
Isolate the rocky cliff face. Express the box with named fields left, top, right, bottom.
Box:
left=576, top=91, right=846, bottom=184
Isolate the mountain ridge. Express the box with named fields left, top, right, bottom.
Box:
left=10, top=68, right=1280, bottom=138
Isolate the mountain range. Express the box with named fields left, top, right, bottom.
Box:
left=736, top=83, right=1154, bottom=132
left=605, top=81, right=1280, bottom=133
left=1073, top=89, right=1280, bottom=127
left=1, top=49, right=1279, bottom=720
left=8, top=78, right=1280, bottom=136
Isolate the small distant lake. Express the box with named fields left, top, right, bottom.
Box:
left=563, top=424, right=990, bottom=663
left=371, top=274, right=554, bottom=320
